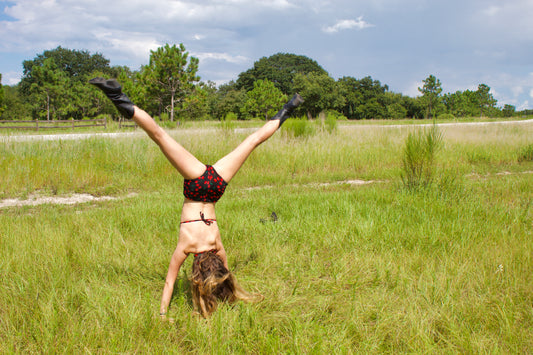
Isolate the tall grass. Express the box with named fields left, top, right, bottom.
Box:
left=1, top=121, right=532, bottom=353
left=401, top=124, right=443, bottom=190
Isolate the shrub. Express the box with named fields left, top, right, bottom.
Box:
left=517, top=143, right=533, bottom=162
left=219, top=113, right=236, bottom=132
left=401, top=124, right=443, bottom=190
left=324, top=111, right=341, bottom=133
left=224, top=112, right=238, bottom=121
left=282, top=117, right=315, bottom=138
left=438, top=113, right=456, bottom=120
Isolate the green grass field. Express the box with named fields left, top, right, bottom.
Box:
left=1, top=121, right=532, bottom=353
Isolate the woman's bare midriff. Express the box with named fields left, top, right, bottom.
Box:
left=178, top=199, right=221, bottom=255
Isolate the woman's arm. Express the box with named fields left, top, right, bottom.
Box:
left=215, top=238, right=229, bottom=270
left=160, top=245, right=188, bottom=316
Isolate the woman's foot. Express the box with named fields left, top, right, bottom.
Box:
left=270, top=93, right=304, bottom=127
left=89, top=78, right=135, bottom=118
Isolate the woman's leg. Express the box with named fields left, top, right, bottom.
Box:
left=131, top=107, right=205, bottom=179
left=213, top=120, right=280, bottom=183
left=90, top=78, right=205, bottom=179
left=212, top=93, right=303, bottom=183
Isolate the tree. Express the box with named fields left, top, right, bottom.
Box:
left=384, top=93, right=408, bottom=119
left=241, top=79, right=286, bottom=120
left=181, top=82, right=212, bottom=121
left=337, top=76, right=389, bottom=119
left=20, top=46, right=111, bottom=95
left=399, top=95, right=425, bottom=119
left=143, top=43, right=200, bottom=121
left=293, top=72, right=344, bottom=118
left=236, top=53, right=327, bottom=95
left=418, top=75, right=442, bottom=118
left=336, top=76, right=359, bottom=119
left=28, top=58, right=68, bottom=120
left=2, top=85, right=27, bottom=119
left=476, top=84, right=496, bottom=117
left=502, top=104, right=516, bottom=118
left=211, top=81, right=247, bottom=120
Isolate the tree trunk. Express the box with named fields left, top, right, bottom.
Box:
left=170, top=91, right=175, bottom=122
left=46, top=91, right=50, bottom=121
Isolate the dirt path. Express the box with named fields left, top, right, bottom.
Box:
left=2, top=171, right=532, bottom=209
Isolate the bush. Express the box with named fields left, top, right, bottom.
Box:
left=401, top=124, right=443, bottom=190
left=324, top=111, right=342, bottom=133
left=224, top=112, right=238, bottom=121
left=438, top=113, right=456, bottom=120
left=282, top=117, right=315, bottom=138
left=219, top=113, right=236, bottom=132
left=517, top=143, right=533, bottom=162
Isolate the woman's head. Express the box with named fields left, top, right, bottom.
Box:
left=191, top=251, right=260, bottom=317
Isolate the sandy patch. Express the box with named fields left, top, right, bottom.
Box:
left=0, top=193, right=137, bottom=208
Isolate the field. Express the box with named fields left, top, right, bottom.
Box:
left=1, top=120, right=532, bottom=353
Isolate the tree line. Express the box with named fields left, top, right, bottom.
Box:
left=0, top=45, right=529, bottom=122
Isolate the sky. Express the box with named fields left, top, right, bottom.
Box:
left=1, top=0, right=532, bottom=110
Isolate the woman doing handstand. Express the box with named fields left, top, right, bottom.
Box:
left=90, top=78, right=303, bottom=318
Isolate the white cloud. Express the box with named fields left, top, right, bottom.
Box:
left=1, top=0, right=532, bottom=108
left=2, top=71, right=22, bottom=86
left=482, top=5, right=501, bottom=16
left=475, top=0, right=533, bottom=41
left=322, top=17, right=373, bottom=34
left=193, top=52, right=248, bottom=64
left=530, top=89, right=533, bottom=99
left=91, top=30, right=161, bottom=64
left=517, top=100, right=529, bottom=111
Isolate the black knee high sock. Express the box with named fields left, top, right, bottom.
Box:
left=270, top=93, right=304, bottom=126
left=89, top=78, right=135, bottom=119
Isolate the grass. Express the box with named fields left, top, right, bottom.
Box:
left=0, top=121, right=532, bottom=353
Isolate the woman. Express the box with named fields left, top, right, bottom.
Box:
left=89, top=78, right=303, bottom=318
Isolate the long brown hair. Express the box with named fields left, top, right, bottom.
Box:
left=191, top=251, right=262, bottom=317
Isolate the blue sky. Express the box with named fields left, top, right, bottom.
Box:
left=1, top=0, right=532, bottom=110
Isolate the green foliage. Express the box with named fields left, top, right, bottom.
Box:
left=324, top=111, right=339, bottom=133
left=293, top=72, right=344, bottom=118
left=0, top=74, right=5, bottom=117
left=401, top=124, right=443, bottom=190
left=476, top=84, right=497, bottom=117
left=517, top=143, right=533, bottom=162
left=180, top=83, right=211, bottom=121
left=3, top=47, right=516, bottom=123
left=502, top=104, right=516, bottom=118
left=386, top=103, right=407, bottom=119
left=241, top=79, right=286, bottom=120
left=219, top=117, right=236, bottom=132
left=211, top=81, right=247, bottom=120
left=236, top=53, right=327, bottom=95
left=337, top=76, right=391, bottom=119
left=225, top=112, right=238, bottom=121
left=142, top=43, right=200, bottom=121
left=442, top=85, right=498, bottom=118
left=418, top=75, right=443, bottom=119
left=281, top=117, right=315, bottom=138
left=437, top=113, right=455, bottom=120
left=1, top=85, right=28, bottom=120
left=314, top=110, right=340, bottom=133
left=20, top=46, right=111, bottom=95
left=28, top=58, right=69, bottom=120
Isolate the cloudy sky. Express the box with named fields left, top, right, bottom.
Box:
left=1, top=0, right=532, bottom=109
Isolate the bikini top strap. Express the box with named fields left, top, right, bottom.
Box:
left=180, top=212, right=216, bottom=226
